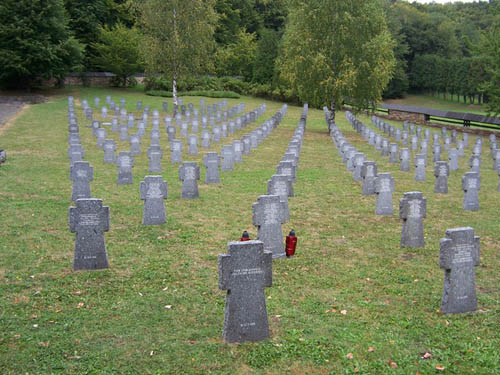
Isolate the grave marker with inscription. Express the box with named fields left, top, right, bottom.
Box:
left=69, top=198, right=109, bottom=270
left=440, top=227, right=480, bottom=314
left=399, top=192, right=426, bottom=248
left=218, top=240, right=272, bottom=342
left=70, top=162, right=93, bottom=201
left=116, top=152, right=134, bottom=184
left=203, top=152, right=221, bottom=183
left=267, top=174, right=292, bottom=221
left=434, top=161, right=449, bottom=193
left=414, top=154, right=427, bottom=181
left=103, top=140, right=116, bottom=163
left=374, top=173, right=394, bottom=215
left=179, top=162, right=200, bottom=199
left=252, top=195, right=288, bottom=259
left=462, top=172, right=480, bottom=211
left=361, top=161, right=377, bottom=195
left=140, top=176, right=168, bottom=225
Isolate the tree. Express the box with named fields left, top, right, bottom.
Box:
left=215, top=29, right=257, bottom=80
left=477, top=22, right=500, bottom=115
left=92, top=24, right=142, bottom=86
left=0, top=0, right=82, bottom=89
left=137, top=0, right=217, bottom=105
left=278, top=0, right=395, bottom=109
left=252, top=28, right=280, bottom=84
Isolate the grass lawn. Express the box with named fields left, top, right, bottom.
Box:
left=384, top=94, right=488, bottom=115
left=0, top=87, right=498, bottom=374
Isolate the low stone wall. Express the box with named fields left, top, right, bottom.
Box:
left=387, top=109, right=427, bottom=124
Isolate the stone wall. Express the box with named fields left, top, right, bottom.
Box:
left=387, top=109, right=428, bottom=124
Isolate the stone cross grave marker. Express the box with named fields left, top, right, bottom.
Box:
left=96, top=128, right=106, bottom=149
left=440, top=227, right=480, bottom=314
left=462, top=172, right=480, bottom=211
left=434, top=161, right=449, bottom=193
left=103, top=140, right=116, bottom=164
left=150, top=129, right=161, bottom=147
left=277, top=161, right=296, bottom=187
left=119, top=124, right=128, bottom=141
left=375, top=173, right=394, bottom=215
left=449, top=148, right=459, bottom=171
left=352, top=153, right=366, bottom=181
left=179, top=162, right=200, bottom=199
left=399, top=192, right=426, bottom=248
left=469, top=155, right=481, bottom=173
left=233, top=140, right=243, bottom=163
left=389, top=143, right=399, bottom=163
left=242, top=136, right=251, bottom=155
left=433, top=144, right=441, bottom=163
left=140, top=176, right=168, bottom=225
left=170, top=140, right=183, bottom=163
left=188, top=134, right=198, bottom=155
left=148, top=145, right=163, bottom=173
left=201, top=130, right=211, bottom=148
left=400, top=148, right=411, bottom=172
left=213, top=126, right=221, bottom=143
left=203, top=152, right=220, bottom=183
left=414, top=154, right=427, bottom=181
left=69, top=198, right=110, bottom=270
left=221, top=145, right=234, bottom=171
left=252, top=195, right=288, bottom=258
left=116, top=152, right=134, bottom=184
left=70, top=161, right=93, bottom=201
left=218, top=240, right=272, bottom=342
left=68, top=145, right=84, bottom=165
left=361, top=161, right=377, bottom=195
left=130, top=134, right=141, bottom=155
left=267, top=174, right=292, bottom=221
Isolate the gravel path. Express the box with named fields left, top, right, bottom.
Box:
left=0, top=103, right=25, bottom=127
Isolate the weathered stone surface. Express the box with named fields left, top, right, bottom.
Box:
left=361, top=161, right=377, bottom=195
left=469, top=155, right=481, bottom=173
left=267, top=174, right=292, bottom=221
left=148, top=146, right=163, bottom=173
left=440, top=227, right=480, bottom=314
left=179, top=162, right=200, bottom=199
left=116, top=152, right=134, bottom=184
left=400, top=148, right=411, bottom=172
left=170, top=140, right=183, bottom=163
left=103, top=140, right=116, bottom=163
left=188, top=134, right=198, bottom=155
left=203, top=152, right=220, bottom=183
left=69, top=198, right=109, bottom=270
left=219, top=240, right=272, bottom=342
left=449, top=148, right=459, bottom=171
left=140, top=175, right=168, bottom=225
left=130, top=134, right=141, bottom=155
left=374, top=173, right=394, bottom=215
left=462, top=172, right=480, bottom=211
left=352, top=153, right=366, bottom=181
left=233, top=140, right=243, bottom=163
left=434, top=161, right=449, bottom=193
left=399, top=191, right=426, bottom=248
left=389, top=143, right=399, bottom=163
left=414, top=154, right=427, bottom=181
left=276, top=161, right=296, bottom=186
left=221, top=145, right=234, bottom=171
left=252, top=195, right=288, bottom=258
left=70, top=161, right=93, bottom=201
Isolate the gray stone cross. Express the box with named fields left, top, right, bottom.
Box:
left=374, top=173, right=394, bottom=215
left=399, top=192, right=426, bottom=248
left=116, top=152, right=134, bottom=184
left=69, top=198, right=109, bottom=270
left=434, top=161, right=449, bottom=193
left=440, top=227, right=480, bottom=314
left=203, top=152, right=220, bottom=183
left=140, top=176, right=168, bottom=225
left=462, top=172, right=480, bottom=211
left=218, top=240, right=272, bottom=342
left=179, top=162, right=200, bottom=199
left=70, top=161, right=93, bottom=201
left=252, top=195, right=288, bottom=258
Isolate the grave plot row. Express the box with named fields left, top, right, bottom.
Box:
left=371, top=115, right=500, bottom=174
left=218, top=104, right=307, bottom=344
left=344, top=112, right=487, bottom=211
left=324, top=105, right=482, bottom=315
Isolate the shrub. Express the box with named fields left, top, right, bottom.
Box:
left=145, top=90, right=240, bottom=99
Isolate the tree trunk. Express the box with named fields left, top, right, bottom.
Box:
left=173, top=73, right=178, bottom=106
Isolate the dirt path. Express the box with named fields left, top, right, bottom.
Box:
left=0, top=103, right=28, bottom=136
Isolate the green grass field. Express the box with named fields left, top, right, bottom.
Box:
left=1, top=88, right=499, bottom=374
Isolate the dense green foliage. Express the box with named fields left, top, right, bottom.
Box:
left=136, top=0, right=217, bottom=103
left=0, top=0, right=82, bottom=89
left=91, top=24, right=142, bottom=87
left=279, top=0, right=396, bottom=109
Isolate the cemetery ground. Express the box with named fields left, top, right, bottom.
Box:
left=1, top=87, right=499, bottom=375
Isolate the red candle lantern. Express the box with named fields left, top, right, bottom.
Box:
left=240, top=231, right=251, bottom=241
left=285, top=229, right=297, bottom=257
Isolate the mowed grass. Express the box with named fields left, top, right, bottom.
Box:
left=0, top=87, right=499, bottom=375
left=384, top=94, right=488, bottom=115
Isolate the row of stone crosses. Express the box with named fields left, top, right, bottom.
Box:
left=219, top=104, right=308, bottom=343
left=68, top=97, right=287, bottom=270
left=324, top=109, right=482, bottom=319
left=340, top=111, right=499, bottom=211
left=369, top=113, right=500, bottom=192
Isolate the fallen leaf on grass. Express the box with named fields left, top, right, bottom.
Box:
left=164, top=305, right=172, bottom=309
left=346, top=353, right=354, bottom=359
left=340, top=310, right=347, bottom=315
left=39, top=341, right=50, bottom=347
left=368, top=347, right=375, bottom=352
left=435, top=364, right=445, bottom=371
left=76, top=302, right=84, bottom=309
left=387, top=359, right=398, bottom=369
left=421, top=352, right=432, bottom=359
